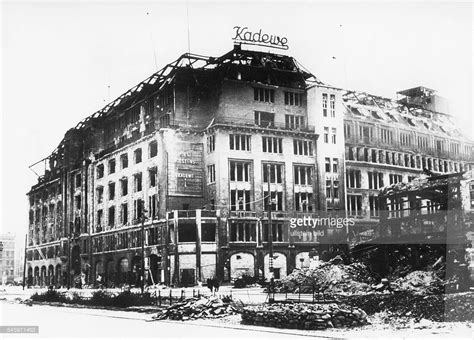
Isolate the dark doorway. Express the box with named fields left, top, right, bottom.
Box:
left=180, top=269, right=195, bottom=287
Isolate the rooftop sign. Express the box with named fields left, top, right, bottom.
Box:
left=232, top=26, right=289, bottom=50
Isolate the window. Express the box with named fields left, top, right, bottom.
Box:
left=134, top=148, right=142, bottom=164
left=285, top=115, right=305, bottom=129
left=178, top=223, right=197, bottom=242
left=346, top=170, right=361, bottom=188
left=108, top=182, right=115, bottom=200
left=255, top=111, right=274, bottom=127
left=369, top=196, right=379, bottom=217
left=400, top=132, right=412, bottom=146
left=120, top=154, right=128, bottom=169
left=294, top=165, right=312, bottom=185
left=108, top=159, right=116, bottom=174
left=149, top=141, right=158, bottom=158
left=380, top=128, right=392, bottom=144
left=324, top=127, right=329, bottom=143
left=344, top=124, right=351, bottom=138
left=230, top=161, right=250, bottom=182
left=75, top=174, right=82, bottom=188
left=97, top=210, right=103, bottom=227
left=120, top=203, right=128, bottom=225
left=329, top=94, right=336, bottom=117
left=230, top=222, right=256, bottom=242
left=120, top=178, right=128, bottom=196
left=389, top=174, right=402, bottom=185
left=347, top=195, right=362, bottom=216
left=229, top=134, right=251, bottom=151
left=207, top=164, right=216, bottom=183
left=368, top=172, right=384, bottom=189
left=207, top=135, right=215, bottom=153
left=293, top=139, right=313, bottom=156
left=254, top=87, right=274, bottom=103
left=332, top=158, right=339, bottom=173
left=263, top=222, right=284, bottom=242
left=263, top=191, right=283, bottom=211
left=450, top=143, right=460, bottom=155
left=470, top=183, right=474, bottom=208
left=262, top=137, right=283, bottom=153
left=417, top=135, right=428, bottom=149
left=148, top=194, right=158, bottom=219
left=284, top=91, right=303, bottom=106
left=197, top=223, right=214, bottom=242
left=108, top=206, right=115, bottom=227
left=230, top=190, right=251, bottom=211
left=359, top=125, right=372, bottom=142
left=75, top=195, right=81, bottom=210
left=96, top=187, right=104, bottom=204
left=134, top=199, right=144, bottom=220
left=325, top=158, right=331, bottom=172
left=149, top=168, right=157, bottom=187
left=263, top=163, right=283, bottom=183
left=435, top=139, right=445, bottom=152
left=333, top=180, right=339, bottom=199
left=322, top=93, right=328, bottom=117
left=134, top=173, right=142, bottom=192
left=326, top=180, right=332, bottom=198
left=331, top=128, right=337, bottom=144
left=295, top=193, right=313, bottom=212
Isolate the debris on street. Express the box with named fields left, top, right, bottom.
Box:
left=152, top=296, right=237, bottom=321
left=241, top=302, right=368, bottom=330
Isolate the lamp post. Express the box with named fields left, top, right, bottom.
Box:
left=266, top=164, right=274, bottom=279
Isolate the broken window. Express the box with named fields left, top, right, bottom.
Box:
left=380, top=128, right=392, bottom=144
left=347, top=195, right=362, bottom=216
left=400, top=132, right=412, bottom=146
left=149, top=141, right=158, bottom=158
left=294, top=165, right=312, bottom=185
left=75, top=174, right=82, bottom=188
left=322, top=93, right=328, bottom=117
left=262, top=222, right=284, bottom=242
left=369, top=196, right=379, bottom=217
left=389, top=174, right=403, bottom=185
left=134, top=148, right=142, bottom=164
left=255, top=111, right=274, bottom=127
left=230, top=189, right=251, bottom=211
left=284, top=91, right=303, bottom=106
left=108, top=206, right=115, bottom=227
left=230, top=222, right=255, bottom=242
left=324, top=127, right=329, bottom=143
left=344, top=124, right=351, bottom=138
left=120, top=153, right=128, bottom=169
left=254, top=87, right=274, bottom=103
left=178, top=223, right=196, bottom=242
left=121, top=178, right=128, bottom=196
left=121, top=203, right=128, bottom=225
left=75, top=195, right=81, bottom=210
left=263, top=190, right=283, bottom=211
left=207, top=135, right=216, bottom=153
left=346, top=170, right=361, bottom=188
left=97, top=210, right=103, bottom=228
left=201, top=223, right=216, bottom=242
left=108, top=158, right=116, bottom=174
left=329, top=94, right=336, bottom=117
left=96, top=186, right=104, bottom=204
left=285, top=115, right=305, bottom=129
left=134, top=173, right=142, bottom=192
left=207, top=164, right=216, bottom=183
left=368, top=172, right=384, bottom=189
left=108, top=182, right=115, bottom=200
left=295, top=192, right=313, bottom=212
left=133, top=199, right=144, bottom=220
left=97, top=164, right=104, bottom=179
left=148, top=194, right=158, bottom=219
left=325, top=158, right=330, bottom=172
left=332, top=158, right=339, bottom=173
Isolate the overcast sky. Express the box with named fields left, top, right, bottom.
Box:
left=1, top=1, right=473, bottom=246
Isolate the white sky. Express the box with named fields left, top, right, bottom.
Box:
left=1, top=1, right=473, bottom=248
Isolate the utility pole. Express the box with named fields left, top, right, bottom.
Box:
left=266, top=164, right=274, bottom=279
left=22, top=234, right=27, bottom=290
left=140, top=199, right=148, bottom=294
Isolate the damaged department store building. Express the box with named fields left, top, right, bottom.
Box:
left=26, top=44, right=474, bottom=288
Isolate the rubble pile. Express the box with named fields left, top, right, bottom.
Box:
left=241, top=303, right=368, bottom=330
left=391, top=270, right=445, bottom=294
left=342, top=292, right=474, bottom=322
left=274, top=261, right=376, bottom=295
left=152, top=296, right=237, bottom=321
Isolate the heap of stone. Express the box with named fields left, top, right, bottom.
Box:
left=241, top=303, right=368, bottom=330
left=152, top=296, right=237, bottom=321
left=391, top=270, right=445, bottom=294
left=274, top=261, right=375, bottom=295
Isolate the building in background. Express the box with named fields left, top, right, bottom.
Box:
left=26, top=45, right=473, bottom=288
left=0, top=233, right=16, bottom=285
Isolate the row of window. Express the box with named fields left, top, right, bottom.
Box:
left=346, top=146, right=469, bottom=173
left=96, top=195, right=159, bottom=230
left=96, top=141, right=158, bottom=179
left=227, top=189, right=314, bottom=212
left=96, top=168, right=157, bottom=203
left=207, top=162, right=314, bottom=185
left=346, top=170, right=404, bottom=189
left=345, top=122, right=473, bottom=156
left=254, top=87, right=304, bottom=107
left=323, top=127, right=337, bottom=144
